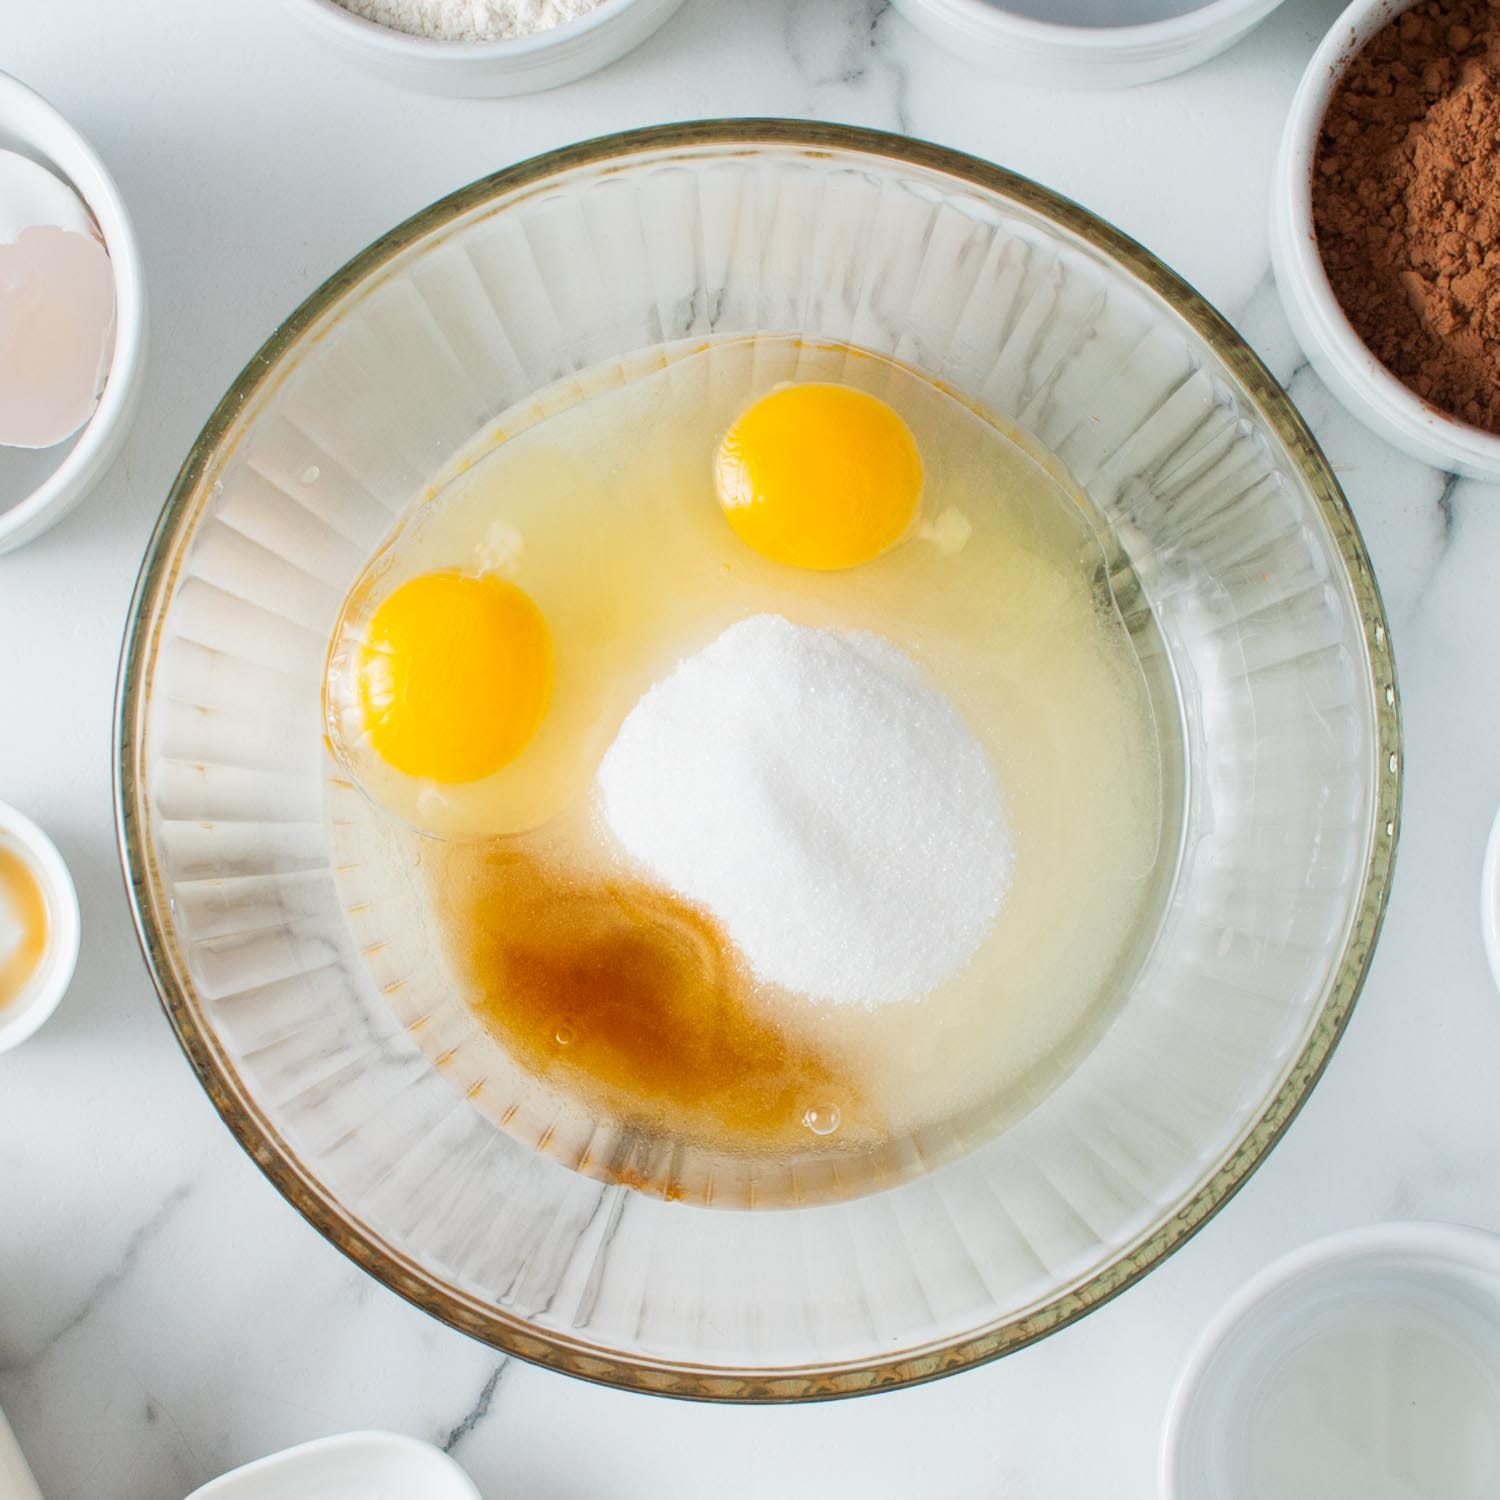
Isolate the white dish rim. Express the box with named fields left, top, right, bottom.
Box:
left=1160, top=1220, right=1500, bottom=1498
left=1269, top=0, right=1500, bottom=480
left=896, top=0, right=1287, bottom=55
left=0, top=69, right=147, bottom=554
left=185, top=1430, right=481, bottom=1499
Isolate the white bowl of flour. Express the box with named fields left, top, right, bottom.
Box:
left=282, top=0, right=687, bottom=96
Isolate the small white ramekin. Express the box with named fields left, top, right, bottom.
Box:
left=1161, top=1222, right=1500, bottom=1498
left=0, top=71, right=147, bottom=555
left=0, top=802, right=80, bottom=1053
left=889, top=0, right=1288, bottom=90
left=280, top=0, right=687, bottom=97
left=1271, top=0, right=1500, bottom=481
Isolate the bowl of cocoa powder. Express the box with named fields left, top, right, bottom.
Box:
left=1272, top=0, right=1500, bottom=479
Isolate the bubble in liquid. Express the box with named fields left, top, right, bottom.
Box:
left=554, top=1024, right=575, bottom=1047
left=301, top=464, right=321, bottom=485
left=802, top=1104, right=841, bottom=1136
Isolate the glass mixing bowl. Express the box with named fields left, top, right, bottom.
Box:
left=116, top=122, right=1400, bottom=1400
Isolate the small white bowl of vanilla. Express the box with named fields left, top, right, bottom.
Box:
left=0, top=802, right=80, bottom=1053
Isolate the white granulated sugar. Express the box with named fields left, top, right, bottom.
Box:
left=597, top=614, right=1012, bottom=1007
left=337, top=0, right=605, bottom=42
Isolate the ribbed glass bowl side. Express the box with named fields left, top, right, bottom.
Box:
left=116, top=122, right=1400, bottom=1399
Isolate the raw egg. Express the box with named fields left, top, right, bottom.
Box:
left=715, top=382, right=922, bottom=570
left=356, top=569, right=551, bottom=783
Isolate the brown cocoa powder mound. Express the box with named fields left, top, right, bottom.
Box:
left=1312, top=0, right=1500, bottom=433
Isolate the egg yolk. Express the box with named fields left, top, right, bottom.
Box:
left=715, top=383, right=922, bottom=570
left=356, top=570, right=552, bottom=783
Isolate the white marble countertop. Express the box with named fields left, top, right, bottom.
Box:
left=4, top=1, right=1500, bottom=1496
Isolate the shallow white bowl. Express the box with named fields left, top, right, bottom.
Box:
left=0, top=71, right=147, bottom=555
left=187, top=1431, right=479, bottom=1499
left=281, top=0, right=687, bottom=97
left=1271, top=0, right=1500, bottom=481
left=0, top=801, right=80, bottom=1054
left=1162, top=1222, right=1500, bottom=1498
left=890, top=0, right=1287, bottom=89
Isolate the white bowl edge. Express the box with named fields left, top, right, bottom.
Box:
left=1160, top=1220, right=1500, bottom=1499
left=185, top=1431, right=482, bottom=1499
left=1269, top=0, right=1500, bottom=482
left=889, top=0, right=1288, bottom=89
left=0, top=70, right=148, bottom=555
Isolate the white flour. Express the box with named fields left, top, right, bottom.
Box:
left=597, top=614, right=1013, bottom=1007
left=337, top=0, right=607, bottom=42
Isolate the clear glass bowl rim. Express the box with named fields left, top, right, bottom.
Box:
left=113, top=118, right=1403, bottom=1402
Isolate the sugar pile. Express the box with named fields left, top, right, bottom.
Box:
left=596, top=614, right=1012, bottom=1007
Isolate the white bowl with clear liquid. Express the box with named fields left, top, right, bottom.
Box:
left=1163, top=1223, right=1500, bottom=1499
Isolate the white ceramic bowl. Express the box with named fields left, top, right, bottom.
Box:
left=1162, top=1223, right=1500, bottom=1499
left=280, top=0, right=687, bottom=97
left=0, top=801, right=80, bottom=1053
left=0, top=71, right=147, bottom=555
left=187, top=1432, right=480, bottom=1499
left=890, top=0, right=1287, bottom=89
left=1271, top=0, right=1500, bottom=481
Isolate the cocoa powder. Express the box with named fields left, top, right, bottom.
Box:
left=1313, top=0, right=1500, bottom=433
